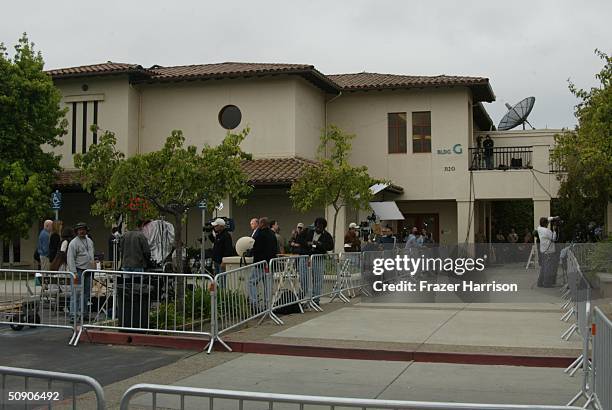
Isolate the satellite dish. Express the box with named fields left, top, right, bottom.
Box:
left=497, top=97, right=536, bottom=131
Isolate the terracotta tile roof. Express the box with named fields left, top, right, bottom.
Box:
left=241, top=156, right=319, bottom=185
left=46, top=62, right=494, bottom=101
left=148, top=62, right=312, bottom=80
left=46, top=62, right=151, bottom=79
left=328, top=72, right=494, bottom=102
left=54, top=157, right=319, bottom=188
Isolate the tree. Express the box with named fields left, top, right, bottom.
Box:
left=76, top=128, right=253, bottom=275
left=0, top=34, right=67, bottom=265
left=74, top=129, right=136, bottom=226
left=290, top=125, right=381, bottom=246
left=551, top=50, right=611, bottom=235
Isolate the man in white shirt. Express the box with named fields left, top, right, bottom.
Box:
left=250, top=218, right=259, bottom=238
left=536, top=217, right=557, bottom=287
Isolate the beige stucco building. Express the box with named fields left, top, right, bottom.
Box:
left=11, top=61, right=567, bottom=264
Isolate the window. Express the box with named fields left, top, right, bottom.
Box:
left=412, top=111, right=431, bottom=153
left=218, top=105, right=242, bottom=130
left=70, top=100, right=99, bottom=154
left=388, top=113, right=407, bottom=153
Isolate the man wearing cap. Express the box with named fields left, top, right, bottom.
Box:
left=209, top=218, right=236, bottom=277
left=67, top=222, right=95, bottom=321
left=344, top=223, right=362, bottom=253
left=289, top=223, right=304, bottom=254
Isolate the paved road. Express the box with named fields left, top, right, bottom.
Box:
left=0, top=325, right=192, bottom=396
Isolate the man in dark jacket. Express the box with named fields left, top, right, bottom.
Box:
left=120, top=221, right=151, bottom=275
left=252, top=218, right=278, bottom=264
left=295, top=217, right=334, bottom=256
left=209, top=218, right=236, bottom=276
left=248, top=218, right=277, bottom=311
left=296, top=217, right=334, bottom=304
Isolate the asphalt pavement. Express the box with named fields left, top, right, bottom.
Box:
left=0, top=325, right=192, bottom=397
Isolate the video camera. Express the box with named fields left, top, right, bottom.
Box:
left=202, top=217, right=235, bottom=233
left=548, top=216, right=564, bottom=225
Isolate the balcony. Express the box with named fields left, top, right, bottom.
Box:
left=469, top=146, right=533, bottom=171
left=549, top=148, right=566, bottom=173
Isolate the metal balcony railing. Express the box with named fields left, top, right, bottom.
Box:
left=469, top=146, right=533, bottom=171
left=549, top=148, right=567, bottom=173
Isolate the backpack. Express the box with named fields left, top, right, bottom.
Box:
left=274, top=290, right=302, bottom=315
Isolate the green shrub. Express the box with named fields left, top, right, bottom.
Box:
left=149, top=285, right=250, bottom=328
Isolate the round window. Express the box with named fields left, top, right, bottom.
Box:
left=218, top=105, right=242, bottom=130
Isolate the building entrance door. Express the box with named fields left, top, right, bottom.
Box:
left=400, top=214, right=440, bottom=243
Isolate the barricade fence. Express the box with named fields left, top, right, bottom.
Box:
left=0, top=365, right=105, bottom=410
left=310, top=253, right=342, bottom=308
left=3, top=248, right=485, bottom=350
left=74, top=270, right=216, bottom=350
left=215, top=261, right=269, bottom=338
left=268, top=255, right=309, bottom=322
left=586, top=307, right=612, bottom=410
left=0, top=367, right=587, bottom=410
left=119, top=383, right=583, bottom=410
left=339, top=252, right=368, bottom=298
left=565, top=251, right=594, bottom=406
left=0, top=268, right=77, bottom=341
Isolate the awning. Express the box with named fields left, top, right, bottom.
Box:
left=369, top=201, right=404, bottom=220
left=369, top=183, right=404, bottom=195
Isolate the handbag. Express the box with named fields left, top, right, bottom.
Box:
left=49, top=251, right=66, bottom=271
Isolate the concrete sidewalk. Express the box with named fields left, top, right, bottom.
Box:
left=224, top=264, right=582, bottom=358
left=129, top=354, right=581, bottom=409
left=268, top=303, right=581, bottom=354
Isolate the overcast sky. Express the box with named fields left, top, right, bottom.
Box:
left=3, top=0, right=610, bottom=129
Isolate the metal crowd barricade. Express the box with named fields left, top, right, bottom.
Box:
left=0, top=268, right=77, bottom=342
left=0, top=365, right=105, bottom=409
left=73, top=269, right=218, bottom=352
left=119, top=383, right=583, bottom=410
left=561, top=253, right=580, bottom=335
left=563, top=252, right=591, bottom=383
left=268, top=255, right=309, bottom=324
left=309, top=253, right=349, bottom=310
left=361, top=249, right=384, bottom=295
left=215, top=261, right=270, bottom=343
left=339, top=252, right=369, bottom=298
left=584, top=307, right=612, bottom=410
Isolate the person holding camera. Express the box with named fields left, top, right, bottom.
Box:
left=208, top=218, right=236, bottom=277
left=344, top=222, right=361, bottom=252
left=536, top=217, right=558, bottom=287
left=296, top=217, right=334, bottom=304
left=483, top=135, right=494, bottom=169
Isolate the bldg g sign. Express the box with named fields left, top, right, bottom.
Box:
left=437, top=144, right=463, bottom=155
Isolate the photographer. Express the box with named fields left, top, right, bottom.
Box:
left=536, top=217, right=558, bottom=287
left=296, top=217, right=334, bottom=304
left=208, top=218, right=236, bottom=276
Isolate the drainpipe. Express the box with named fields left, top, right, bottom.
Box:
left=137, top=86, right=142, bottom=154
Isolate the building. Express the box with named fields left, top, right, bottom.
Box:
left=10, top=61, right=566, bottom=265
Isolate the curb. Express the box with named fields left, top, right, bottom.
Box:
left=79, top=330, right=575, bottom=368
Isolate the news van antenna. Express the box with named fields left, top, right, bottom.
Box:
left=497, top=97, right=536, bottom=131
